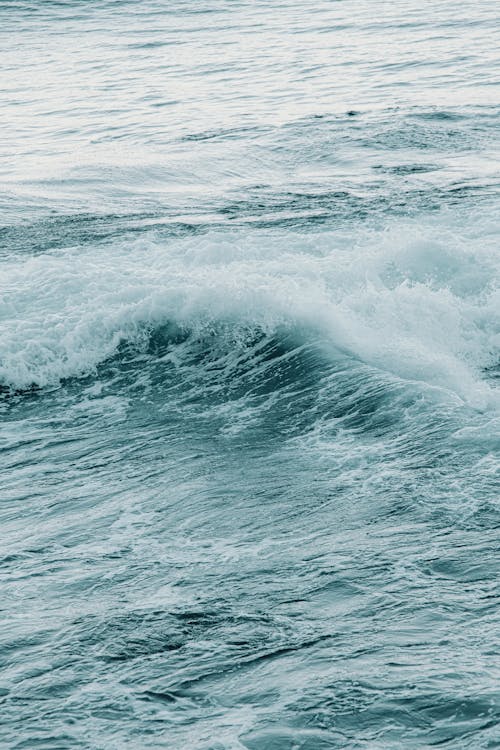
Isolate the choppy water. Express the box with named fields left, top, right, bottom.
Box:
left=1, top=2, right=500, bottom=748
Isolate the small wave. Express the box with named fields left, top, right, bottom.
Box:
left=0, top=206, right=498, bottom=408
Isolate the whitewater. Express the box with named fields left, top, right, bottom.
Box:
left=1, top=1, right=499, bottom=749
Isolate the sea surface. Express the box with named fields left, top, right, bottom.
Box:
left=1, top=1, right=499, bottom=748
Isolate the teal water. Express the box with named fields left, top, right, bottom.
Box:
left=1, top=2, right=499, bottom=748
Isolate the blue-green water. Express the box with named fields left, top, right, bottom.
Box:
left=1, top=2, right=499, bottom=748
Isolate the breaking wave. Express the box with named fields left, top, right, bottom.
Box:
left=1, top=206, right=498, bottom=409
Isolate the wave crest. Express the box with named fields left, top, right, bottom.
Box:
left=1, top=208, right=498, bottom=406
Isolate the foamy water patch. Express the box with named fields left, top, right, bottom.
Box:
left=0, top=209, right=498, bottom=407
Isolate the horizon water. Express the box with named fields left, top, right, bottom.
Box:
left=1, top=1, right=499, bottom=748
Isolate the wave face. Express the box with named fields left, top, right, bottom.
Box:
left=1, top=2, right=499, bottom=749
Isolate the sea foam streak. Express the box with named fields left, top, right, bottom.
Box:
left=1, top=207, right=498, bottom=406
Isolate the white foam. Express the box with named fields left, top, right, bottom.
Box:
left=1, top=207, right=498, bottom=407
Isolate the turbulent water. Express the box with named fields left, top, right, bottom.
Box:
left=1, top=1, right=500, bottom=748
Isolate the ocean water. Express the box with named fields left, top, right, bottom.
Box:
left=1, top=1, right=499, bottom=748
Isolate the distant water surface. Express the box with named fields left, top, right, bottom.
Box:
left=1, top=1, right=499, bottom=748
